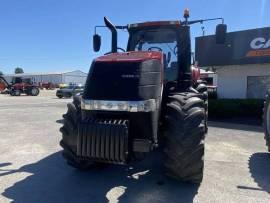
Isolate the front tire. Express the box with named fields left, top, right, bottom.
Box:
left=60, top=96, right=94, bottom=169
left=11, top=90, right=21, bottom=96
left=263, top=92, right=270, bottom=152
left=163, top=92, right=206, bottom=183
left=10, top=90, right=15, bottom=96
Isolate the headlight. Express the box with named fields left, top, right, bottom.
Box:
left=81, top=99, right=157, bottom=112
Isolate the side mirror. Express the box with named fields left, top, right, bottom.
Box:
left=215, top=24, right=227, bottom=44
left=93, top=34, right=101, bottom=52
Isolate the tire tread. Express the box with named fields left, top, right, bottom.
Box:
left=163, top=91, right=206, bottom=183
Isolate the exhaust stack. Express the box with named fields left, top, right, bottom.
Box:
left=104, top=17, right=118, bottom=53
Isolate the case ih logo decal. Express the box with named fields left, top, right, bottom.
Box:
left=246, top=37, right=270, bottom=57
left=121, top=74, right=140, bottom=78
left=250, top=37, right=270, bottom=49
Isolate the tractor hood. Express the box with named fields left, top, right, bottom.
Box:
left=95, top=51, right=163, bottom=63
left=83, top=51, right=163, bottom=101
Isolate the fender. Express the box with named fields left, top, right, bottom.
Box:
left=191, top=66, right=200, bottom=83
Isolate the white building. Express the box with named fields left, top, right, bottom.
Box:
left=215, top=64, right=270, bottom=99
left=196, top=26, right=270, bottom=99
left=3, top=70, right=88, bottom=85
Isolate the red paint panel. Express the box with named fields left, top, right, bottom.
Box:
left=192, top=66, right=200, bottom=82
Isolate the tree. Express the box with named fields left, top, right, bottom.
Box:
left=0, top=71, right=3, bottom=76
left=15, top=67, right=24, bottom=74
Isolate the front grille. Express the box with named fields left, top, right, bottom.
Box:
left=83, top=59, right=162, bottom=101
left=77, top=119, right=129, bottom=164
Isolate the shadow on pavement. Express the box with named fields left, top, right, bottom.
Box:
left=249, top=153, right=270, bottom=194
left=1, top=152, right=199, bottom=202
left=56, top=119, right=64, bottom=124
left=208, top=121, right=263, bottom=133
left=52, top=97, right=72, bottom=100
left=0, top=163, right=12, bottom=168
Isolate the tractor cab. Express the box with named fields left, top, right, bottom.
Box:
left=12, top=77, right=33, bottom=85
left=127, top=21, right=183, bottom=82
left=94, top=19, right=192, bottom=89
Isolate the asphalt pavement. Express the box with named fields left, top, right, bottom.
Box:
left=0, top=90, right=269, bottom=203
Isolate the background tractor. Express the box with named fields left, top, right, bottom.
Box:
left=0, top=76, right=10, bottom=94
left=0, top=76, right=39, bottom=96
left=60, top=10, right=227, bottom=183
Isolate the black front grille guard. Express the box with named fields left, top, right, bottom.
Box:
left=77, top=119, right=129, bottom=164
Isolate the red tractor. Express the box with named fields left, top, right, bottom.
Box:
left=0, top=76, right=39, bottom=96
left=0, top=76, right=9, bottom=93
left=60, top=10, right=226, bottom=183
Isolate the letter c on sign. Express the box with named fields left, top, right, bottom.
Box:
left=250, top=37, right=266, bottom=49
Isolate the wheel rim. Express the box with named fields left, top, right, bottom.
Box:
left=32, top=88, right=38, bottom=95
left=266, top=103, right=270, bottom=136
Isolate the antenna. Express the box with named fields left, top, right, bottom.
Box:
left=201, top=26, right=205, bottom=36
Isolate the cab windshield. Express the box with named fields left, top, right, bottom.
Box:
left=129, top=28, right=178, bottom=81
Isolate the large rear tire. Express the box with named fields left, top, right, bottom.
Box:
left=10, top=90, right=15, bottom=96
left=60, top=96, right=94, bottom=169
left=163, top=92, right=207, bottom=183
left=30, top=87, right=39, bottom=96
left=196, top=84, right=208, bottom=134
left=263, top=92, right=270, bottom=152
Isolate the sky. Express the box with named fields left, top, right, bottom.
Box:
left=0, top=0, right=269, bottom=74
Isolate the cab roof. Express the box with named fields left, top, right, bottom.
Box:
left=128, top=21, right=181, bottom=30
left=95, top=51, right=163, bottom=63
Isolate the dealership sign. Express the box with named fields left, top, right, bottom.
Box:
left=247, top=37, right=270, bottom=57
left=196, top=26, right=270, bottom=66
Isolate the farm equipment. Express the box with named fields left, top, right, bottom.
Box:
left=0, top=76, right=39, bottom=96
left=263, top=92, right=270, bottom=151
left=0, top=76, right=10, bottom=93
left=60, top=10, right=227, bottom=183
left=39, top=82, right=56, bottom=90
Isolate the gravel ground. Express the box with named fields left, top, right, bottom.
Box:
left=0, top=90, right=269, bottom=203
